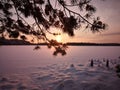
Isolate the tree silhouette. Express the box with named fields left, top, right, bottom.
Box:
left=0, top=0, right=107, bottom=55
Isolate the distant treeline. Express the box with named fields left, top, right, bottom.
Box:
left=0, top=38, right=120, bottom=46
left=0, top=38, right=31, bottom=45
left=66, top=42, right=120, bottom=46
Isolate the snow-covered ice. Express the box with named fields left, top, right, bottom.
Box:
left=0, top=61, right=120, bottom=90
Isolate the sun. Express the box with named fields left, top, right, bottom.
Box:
left=56, top=35, right=62, bottom=42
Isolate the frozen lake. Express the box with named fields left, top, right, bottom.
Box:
left=0, top=46, right=120, bottom=90
left=0, top=46, right=120, bottom=73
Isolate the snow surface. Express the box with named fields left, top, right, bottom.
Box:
left=0, top=60, right=120, bottom=90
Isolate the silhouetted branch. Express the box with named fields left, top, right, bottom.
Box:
left=0, top=0, right=107, bottom=55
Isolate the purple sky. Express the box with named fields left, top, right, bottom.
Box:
left=10, top=0, right=119, bottom=43
left=64, top=0, right=120, bottom=43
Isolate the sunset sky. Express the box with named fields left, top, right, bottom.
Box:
left=4, top=0, right=119, bottom=43
left=59, top=0, right=120, bottom=43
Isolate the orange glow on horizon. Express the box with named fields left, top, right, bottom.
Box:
left=56, top=35, right=62, bottom=42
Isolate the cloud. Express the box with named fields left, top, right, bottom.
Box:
left=100, top=32, right=120, bottom=36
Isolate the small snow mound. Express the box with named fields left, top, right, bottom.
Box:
left=64, top=65, right=77, bottom=73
